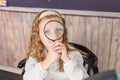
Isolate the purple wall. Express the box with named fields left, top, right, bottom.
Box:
left=7, top=0, right=120, bottom=12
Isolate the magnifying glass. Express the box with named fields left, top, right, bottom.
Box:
left=44, top=20, right=64, bottom=42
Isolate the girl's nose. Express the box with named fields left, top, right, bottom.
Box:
left=51, top=32, right=58, bottom=40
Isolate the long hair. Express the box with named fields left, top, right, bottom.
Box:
left=27, top=10, right=87, bottom=72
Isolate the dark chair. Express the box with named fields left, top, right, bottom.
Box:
left=68, top=42, right=99, bottom=76
left=17, top=42, right=99, bottom=76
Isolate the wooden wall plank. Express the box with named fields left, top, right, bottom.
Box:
left=97, top=18, right=113, bottom=71
left=85, top=17, right=93, bottom=50
left=109, top=19, right=120, bottom=72
left=0, top=11, right=5, bottom=65
left=116, top=21, right=120, bottom=71
left=90, top=17, right=99, bottom=55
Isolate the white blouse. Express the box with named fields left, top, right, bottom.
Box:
left=23, top=51, right=89, bottom=80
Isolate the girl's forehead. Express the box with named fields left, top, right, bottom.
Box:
left=45, top=21, right=63, bottom=30
left=39, top=17, right=63, bottom=29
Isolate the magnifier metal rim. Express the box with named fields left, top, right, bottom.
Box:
left=44, top=20, right=64, bottom=42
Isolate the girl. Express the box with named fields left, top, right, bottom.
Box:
left=23, top=10, right=89, bottom=80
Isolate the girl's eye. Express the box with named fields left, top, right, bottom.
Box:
left=57, top=28, right=63, bottom=31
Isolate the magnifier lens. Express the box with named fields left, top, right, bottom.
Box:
left=44, top=21, right=64, bottom=41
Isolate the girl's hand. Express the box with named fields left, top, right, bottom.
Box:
left=41, top=42, right=61, bottom=70
left=54, top=41, right=70, bottom=63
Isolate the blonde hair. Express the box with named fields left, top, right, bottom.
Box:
left=27, top=10, right=87, bottom=72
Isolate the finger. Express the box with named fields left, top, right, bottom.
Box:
left=54, top=46, right=61, bottom=51
left=58, top=42, right=64, bottom=47
left=55, top=49, right=62, bottom=55
left=52, top=42, right=60, bottom=49
left=54, top=40, right=60, bottom=43
left=49, top=44, right=61, bottom=52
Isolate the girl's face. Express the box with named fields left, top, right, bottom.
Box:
left=39, top=17, right=64, bottom=50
